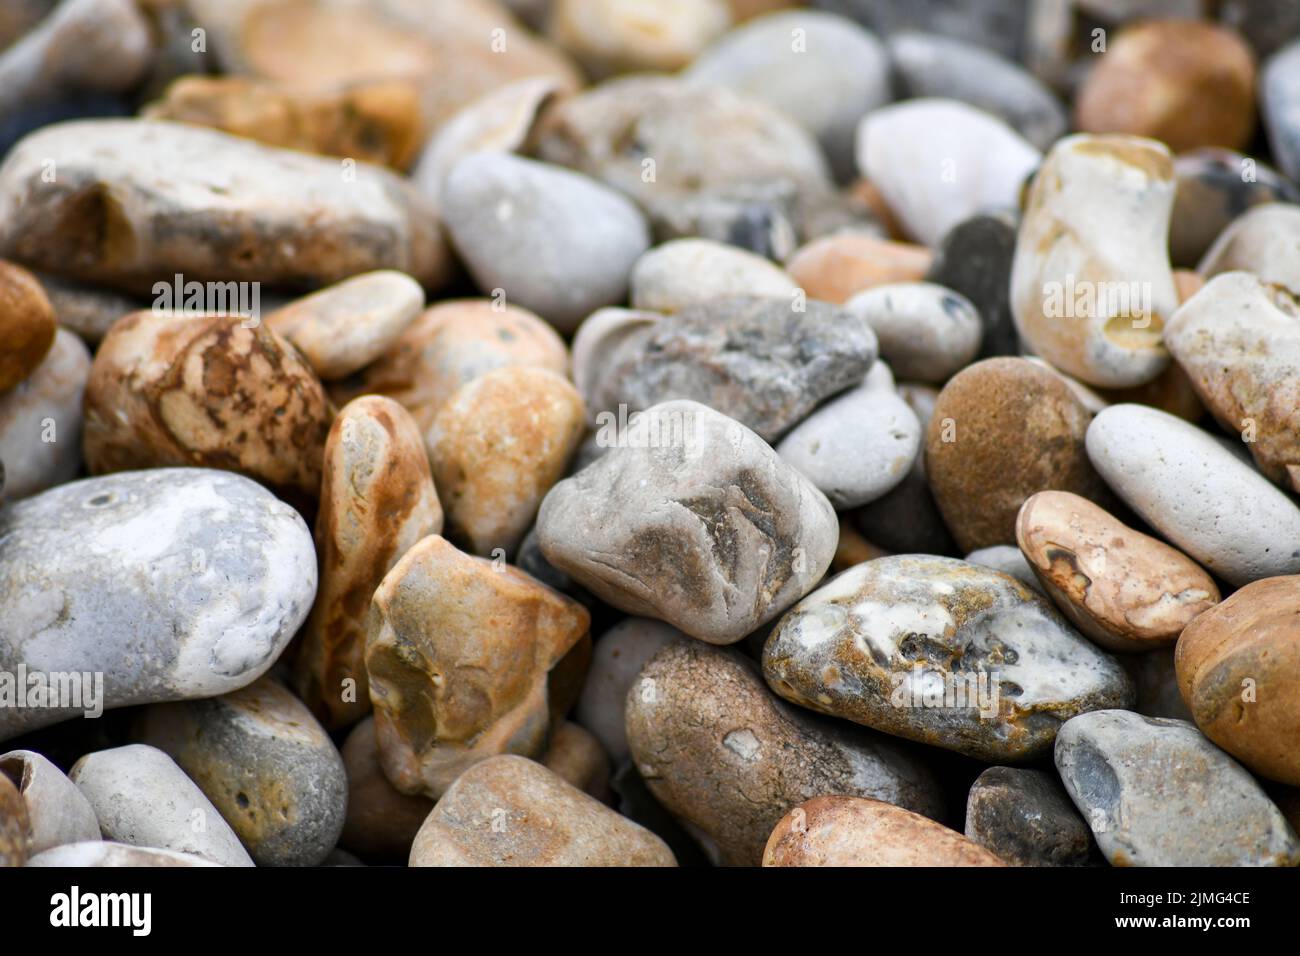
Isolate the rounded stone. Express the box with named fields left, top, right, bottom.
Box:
left=1176, top=576, right=1300, bottom=786
left=0, top=328, right=89, bottom=499
left=765, top=795, right=1006, bottom=867
left=426, top=366, right=586, bottom=558
left=442, top=153, right=650, bottom=334
left=134, top=676, right=348, bottom=867
left=844, top=282, right=982, bottom=383
left=0, top=468, right=316, bottom=741
left=1075, top=19, right=1256, bottom=152
left=1016, top=491, right=1220, bottom=652
left=926, top=211, right=1020, bottom=360
left=83, top=312, right=334, bottom=501
left=629, top=238, right=796, bottom=314
left=0, top=750, right=99, bottom=856
left=1197, top=203, right=1300, bottom=294
left=542, top=721, right=611, bottom=802
left=0, top=260, right=55, bottom=393
left=763, top=555, right=1134, bottom=762
left=786, top=233, right=931, bottom=304
left=548, top=0, right=731, bottom=78
left=925, top=357, right=1113, bottom=553
left=409, top=754, right=675, bottom=867
left=965, top=766, right=1094, bottom=867
left=1085, top=403, right=1300, bottom=586
left=626, top=640, right=942, bottom=866
left=339, top=716, right=434, bottom=862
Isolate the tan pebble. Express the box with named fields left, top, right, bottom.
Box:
left=427, top=366, right=585, bottom=557
left=542, top=721, right=612, bottom=802
left=82, top=312, right=333, bottom=500
left=764, top=796, right=1007, bottom=867
left=293, top=396, right=443, bottom=728
left=267, top=271, right=424, bottom=380
left=1016, top=491, right=1219, bottom=651
left=1177, top=575, right=1300, bottom=786
left=547, top=0, right=731, bottom=79
left=0, top=772, right=31, bottom=867
left=365, top=535, right=590, bottom=799
left=339, top=716, right=434, bottom=861
left=786, top=233, right=931, bottom=304
left=0, top=260, right=55, bottom=393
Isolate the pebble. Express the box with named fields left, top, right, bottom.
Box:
left=964, top=545, right=1043, bottom=594
left=365, top=534, right=590, bottom=799
left=629, top=239, right=796, bottom=314
left=69, top=744, right=254, bottom=867
left=548, top=0, right=731, bottom=78
left=266, top=271, right=425, bottom=381
left=1085, top=404, right=1300, bottom=585
left=1075, top=19, right=1257, bottom=152
left=763, top=554, right=1134, bottom=761
left=339, top=716, right=434, bottom=862
left=0, top=260, right=55, bottom=392
left=1094, top=356, right=1205, bottom=423
left=775, top=376, right=921, bottom=508
left=626, top=640, right=942, bottom=866
left=1262, top=38, right=1300, bottom=182
left=765, top=795, right=1006, bottom=867
left=1165, top=271, right=1300, bottom=492
left=0, top=328, right=89, bottom=498
left=0, top=772, right=29, bottom=866
left=33, top=273, right=141, bottom=344
left=0, top=468, right=314, bottom=740
left=344, top=299, right=569, bottom=434
left=1170, top=149, right=1299, bottom=267
left=684, top=9, right=891, bottom=181
left=786, top=233, right=932, bottom=304
left=578, top=296, right=877, bottom=442
left=888, top=31, right=1067, bottom=150
left=537, top=400, right=838, bottom=645
left=1055, top=710, right=1300, bottom=866
left=965, top=766, right=1093, bottom=867
left=0, top=750, right=99, bottom=856
left=443, top=153, right=649, bottom=334
left=1016, top=491, right=1220, bottom=652
left=856, top=99, right=1041, bottom=247
left=1197, top=202, right=1300, bottom=295
left=542, top=722, right=612, bottom=802
left=293, top=396, right=442, bottom=728
left=815, top=0, right=1028, bottom=62
left=925, top=357, right=1113, bottom=552
left=926, top=212, right=1020, bottom=359
left=409, top=755, right=675, bottom=867
left=844, top=282, right=982, bottom=383
left=25, top=842, right=220, bottom=867
left=571, top=307, right=661, bottom=419
left=427, top=366, right=585, bottom=557
left=83, top=312, right=334, bottom=501
left=1176, top=576, right=1300, bottom=786
left=143, top=75, right=424, bottom=170
left=134, top=676, right=347, bottom=867
left=1010, top=134, right=1178, bottom=388
left=574, top=618, right=683, bottom=764
left=0, top=119, right=450, bottom=291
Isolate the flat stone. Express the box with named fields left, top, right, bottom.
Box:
left=684, top=9, right=891, bottom=181
left=537, top=400, right=838, bottom=644
left=1055, top=709, right=1300, bottom=866
left=409, top=754, right=675, bottom=867
left=763, top=555, right=1134, bottom=761
left=0, top=468, right=315, bottom=741
left=427, top=366, right=585, bottom=557
left=1086, top=403, right=1300, bottom=585
left=787, top=233, right=931, bottom=304
left=964, top=766, right=1093, bottom=867
left=1197, top=203, right=1300, bottom=294
left=135, top=676, right=348, bottom=867
left=0, top=260, right=55, bottom=392
left=1016, top=490, right=1220, bottom=651
left=765, top=795, right=1006, bottom=866
left=548, top=0, right=731, bottom=78
left=365, top=534, right=590, bottom=799
left=26, top=841, right=220, bottom=867
left=579, top=296, right=877, bottom=442
left=925, top=357, right=1114, bottom=552
left=844, top=282, right=981, bottom=383
left=0, top=749, right=99, bottom=856
left=0, top=327, right=89, bottom=499
left=83, top=312, right=334, bottom=501
left=1177, top=576, right=1300, bottom=787
left=1171, top=150, right=1299, bottom=267
left=926, top=212, right=1020, bottom=359
left=443, top=153, right=650, bottom=334
left=1010, top=134, right=1177, bottom=388
left=0, top=119, right=450, bottom=292
left=629, top=239, right=796, bottom=314
left=339, top=716, right=434, bottom=862
left=266, top=271, right=424, bottom=381
left=856, top=98, right=1040, bottom=247
left=626, top=640, right=942, bottom=866
left=70, top=744, right=254, bottom=867
left=1262, top=38, right=1300, bottom=182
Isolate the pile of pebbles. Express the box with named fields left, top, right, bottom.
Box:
left=2, top=0, right=1300, bottom=869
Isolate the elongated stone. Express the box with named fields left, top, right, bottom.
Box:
left=0, top=750, right=99, bottom=856
left=0, top=468, right=316, bottom=740
left=0, top=328, right=89, bottom=499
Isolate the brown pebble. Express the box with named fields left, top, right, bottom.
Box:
left=0, top=772, right=30, bottom=867
left=339, top=716, right=435, bottom=861
left=0, top=260, right=56, bottom=393
left=542, top=721, right=612, bottom=803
